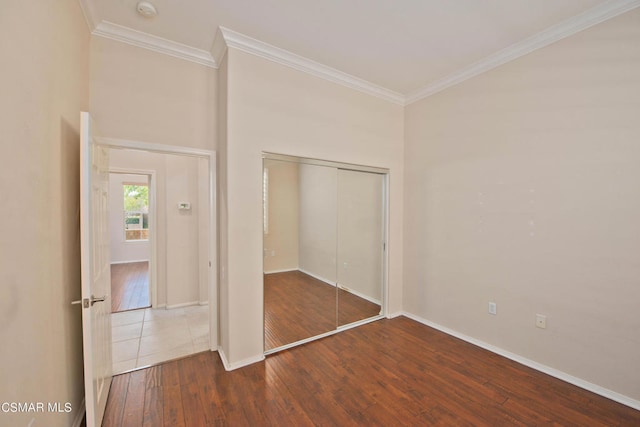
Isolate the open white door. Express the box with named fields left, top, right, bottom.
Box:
left=79, top=112, right=113, bottom=426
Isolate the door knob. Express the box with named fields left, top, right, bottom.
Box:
left=90, top=295, right=106, bottom=306
left=71, top=295, right=107, bottom=308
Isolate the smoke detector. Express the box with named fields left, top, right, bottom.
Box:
left=136, top=1, right=158, bottom=18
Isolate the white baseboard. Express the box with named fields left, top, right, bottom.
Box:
left=263, top=268, right=298, bottom=274
left=217, top=346, right=265, bottom=371
left=298, top=268, right=335, bottom=287
left=110, top=259, right=149, bottom=265
left=153, top=303, right=166, bottom=309
left=401, top=311, right=640, bottom=411
left=217, top=347, right=230, bottom=370
left=71, top=398, right=85, bottom=427
left=199, top=301, right=209, bottom=306
left=337, top=283, right=381, bottom=305
left=386, top=311, right=403, bottom=319
left=165, top=301, right=200, bottom=309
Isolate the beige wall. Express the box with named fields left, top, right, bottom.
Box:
left=198, top=157, right=211, bottom=303
left=404, top=9, right=640, bottom=402
left=90, top=37, right=217, bottom=150
left=221, top=47, right=404, bottom=365
left=263, top=160, right=300, bottom=273
left=0, top=0, right=89, bottom=426
left=217, top=53, right=230, bottom=357
left=165, top=154, right=204, bottom=307
left=298, top=163, right=337, bottom=282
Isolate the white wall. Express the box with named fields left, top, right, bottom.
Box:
left=109, top=173, right=150, bottom=263
left=298, top=163, right=337, bottom=283
left=219, top=47, right=404, bottom=366
left=404, top=8, right=640, bottom=403
left=0, top=0, right=89, bottom=425
left=263, top=159, right=299, bottom=273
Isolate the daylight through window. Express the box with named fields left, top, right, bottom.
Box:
left=124, top=183, right=149, bottom=241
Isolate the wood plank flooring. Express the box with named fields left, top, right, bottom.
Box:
left=264, top=271, right=380, bottom=350
left=111, top=261, right=150, bottom=313
left=102, top=316, right=640, bottom=426
left=337, top=286, right=381, bottom=326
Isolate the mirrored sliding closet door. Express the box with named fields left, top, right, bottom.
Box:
left=263, top=153, right=387, bottom=353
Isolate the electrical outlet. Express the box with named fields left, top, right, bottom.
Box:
left=536, top=314, right=547, bottom=329
left=488, top=302, right=497, bottom=315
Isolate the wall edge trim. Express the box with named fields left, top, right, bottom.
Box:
left=92, top=21, right=217, bottom=68
left=71, top=398, right=86, bottom=427
left=166, top=301, right=200, bottom=309
left=218, top=26, right=405, bottom=105
left=217, top=347, right=265, bottom=371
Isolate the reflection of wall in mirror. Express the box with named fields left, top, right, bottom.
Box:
left=298, top=164, right=337, bottom=284
left=337, top=170, right=383, bottom=304
left=264, top=160, right=383, bottom=305
left=263, top=160, right=299, bottom=273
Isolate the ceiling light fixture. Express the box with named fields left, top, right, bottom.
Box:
left=136, top=1, right=158, bottom=18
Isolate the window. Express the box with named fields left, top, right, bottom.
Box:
left=123, top=184, right=149, bottom=241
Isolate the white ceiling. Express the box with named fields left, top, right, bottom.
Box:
left=83, top=0, right=639, bottom=102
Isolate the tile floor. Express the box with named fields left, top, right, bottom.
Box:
left=111, top=305, right=210, bottom=374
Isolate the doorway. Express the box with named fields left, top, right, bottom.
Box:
left=109, top=172, right=152, bottom=313
left=98, top=139, right=217, bottom=375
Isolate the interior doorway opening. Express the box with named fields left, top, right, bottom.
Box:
left=100, top=139, right=217, bottom=375
left=109, top=172, right=152, bottom=313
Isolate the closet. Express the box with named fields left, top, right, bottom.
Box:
left=262, top=153, right=387, bottom=352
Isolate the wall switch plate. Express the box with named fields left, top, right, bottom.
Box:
left=488, top=302, right=497, bottom=315
left=536, top=314, right=547, bottom=329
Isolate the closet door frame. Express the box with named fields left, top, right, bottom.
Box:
left=262, top=152, right=389, bottom=355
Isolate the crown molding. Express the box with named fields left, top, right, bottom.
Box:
left=405, top=0, right=640, bottom=105
left=93, top=21, right=217, bottom=68
left=78, top=0, right=97, bottom=32
left=211, top=27, right=228, bottom=66
left=218, top=27, right=405, bottom=105
left=82, top=0, right=639, bottom=105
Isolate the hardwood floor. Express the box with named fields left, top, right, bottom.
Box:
left=264, top=271, right=380, bottom=350
left=337, top=286, right=381, bottom=326
left=102, top=317, right=640, bottom=426
left=111, top=261, right=150, bottom=313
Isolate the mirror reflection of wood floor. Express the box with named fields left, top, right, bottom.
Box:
left=264, top=271, right=380, bottom=350
left=101, top=317, right=640, bottom=426
left=111, top=261, right=150, bottom=313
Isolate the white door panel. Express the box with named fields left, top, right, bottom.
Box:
left=80, top=112, right=112, bottom=426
